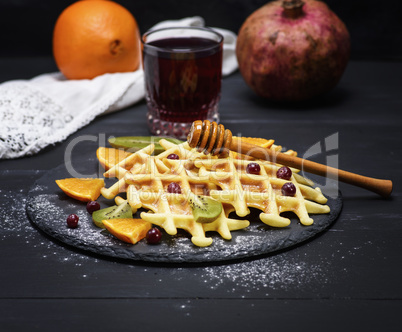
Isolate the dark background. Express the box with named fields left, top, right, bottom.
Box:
left=0, top=1, right=401, bottom=331
left=0, top=0, right=401, bottom=60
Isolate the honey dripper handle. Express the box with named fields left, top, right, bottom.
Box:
left=187, top=120, right=393, bottom=198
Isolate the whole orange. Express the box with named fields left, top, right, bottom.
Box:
left=53, top=0, right=140, bottom=80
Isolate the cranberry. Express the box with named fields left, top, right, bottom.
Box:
left=276, top=166, right=292, bottom=180
left=146, top=227, right=162, bottom=244
left=167, top=182, right=181, bottom=194
left=281, top=182, right=296, bottom=197
left=167, top=153, right=179, bottom=160
left=246, top=162, right=261, bottom=175
left=67, top=214, right=79, bottom=228
left=86, top=201, right=100, bottom=214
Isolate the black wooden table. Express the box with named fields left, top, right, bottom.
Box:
left=0, top=58, right=401, bottom=331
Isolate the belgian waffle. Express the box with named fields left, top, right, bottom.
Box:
left=194, top=157, right=330, bottom=227
left=101, top=140, right=249, bottom=246
left=100, top=139, right=330, bottom=246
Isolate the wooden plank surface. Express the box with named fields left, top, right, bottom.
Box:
left=0, top=299, right=400, bottom=332
left=0, top=58, right=401, bottom=330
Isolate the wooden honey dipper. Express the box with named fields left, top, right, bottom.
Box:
left=187, top=120, right=393, bottom=198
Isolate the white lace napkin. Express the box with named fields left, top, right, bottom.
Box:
left=0, top=17, right=238, bottom=159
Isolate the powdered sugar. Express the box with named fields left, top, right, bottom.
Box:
left=2, top=179, right=343, bottom=293
left=200, top=254, right=330, bottom=292
left=0, top=189, right=28, bottom=235
left=27, top=193, right=122, bottom=248
left=0, top=187, right=96, bottom=266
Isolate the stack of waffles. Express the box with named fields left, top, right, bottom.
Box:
left=100, top=139, right=330, bottom=247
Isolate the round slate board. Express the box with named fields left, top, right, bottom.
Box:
left=26, top=159, right=342, bottom=263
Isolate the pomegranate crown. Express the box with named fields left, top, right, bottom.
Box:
left=282, top=0, right=305, bottom=19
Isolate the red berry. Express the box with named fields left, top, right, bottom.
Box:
left=167, top=182, right=181, bottom=194
left=67, top=214, right=79, bottom=228
left=281, top=182, right=296, bottom=196
left=146, top=227, right=162, bottom=244
left=246, top=162, right=261, bottom=175
left=276, top=166, right=292, bottom=180
left=86, top=201, right=100, bottom=214
left=167, top=153, right=179, bottom=160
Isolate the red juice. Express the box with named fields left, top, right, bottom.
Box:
left=143, top=36, right=223, bottom=124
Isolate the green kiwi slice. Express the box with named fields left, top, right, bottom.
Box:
left=92, top=201, right=132, bottom=228
left=188, top=194, right=223, bottom=224
left=108, top=136, right=183, bottom=155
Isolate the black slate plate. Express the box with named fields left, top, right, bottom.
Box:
left=26, top=158, right=342, bottom=263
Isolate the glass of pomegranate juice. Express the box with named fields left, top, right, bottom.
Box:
left=142, top=27, right=223, bottom=138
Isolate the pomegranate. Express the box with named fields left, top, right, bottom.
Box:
left=236, top=0, right=350, bottom=101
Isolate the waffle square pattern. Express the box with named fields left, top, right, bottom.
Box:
left=100, top=139, right=330, bottom=247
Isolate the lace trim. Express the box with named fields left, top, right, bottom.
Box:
left=0, top=82, right=68, bottom=158
left=0, top=70, right=145, bottom=160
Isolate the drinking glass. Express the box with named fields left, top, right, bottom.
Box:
left=142, top=27, right=223, bottom=139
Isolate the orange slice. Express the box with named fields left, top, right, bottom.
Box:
left=102, top=218, right=152, bottom=244
left=231, top=136, right=275, bottom=159
left=237, top=136, right=275, bottom=148
left=96, top=147, right=132, bottom=170
left=55, top=178, right=105, bottom=202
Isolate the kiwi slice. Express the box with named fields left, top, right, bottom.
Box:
left=188, top=194, right=223, bottom=224
left=92, top=201, right=132, bottom=228
left=108, top=136, right=183, bottom=155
